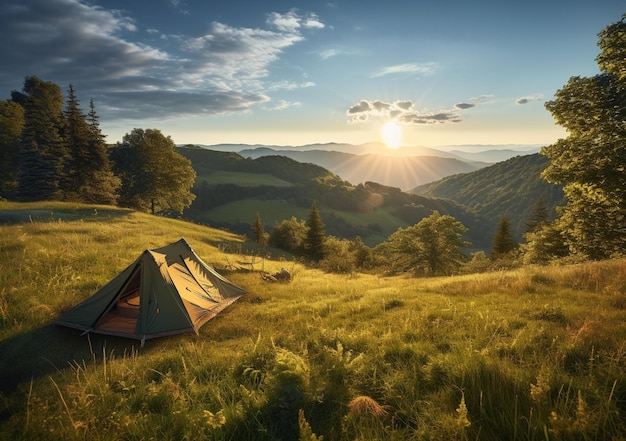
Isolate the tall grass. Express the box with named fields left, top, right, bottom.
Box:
left=1, top=201, right=626, bottom=440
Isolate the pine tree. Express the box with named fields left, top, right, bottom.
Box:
left=252, top=213, right=267, bottom=245
left=62, top=84, right=92, bottom=199
left=305, top=201, right=326, bottom=260
left=0, top=100, right=24, bottom=195
left=491, top=215, right=518, bottom=258
left=16, top=76, right=68, bottom=201
left=525, top=197, right=548, bottom=234
left=83, top=98, right=119, bottom=204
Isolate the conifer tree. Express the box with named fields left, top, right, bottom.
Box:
left=62, top=84, right=92, bottom=199
left=0, top=100, right=24, bottom=195
left=525, top=197, right=549, bottom=234
left=252, top=212, right=267, bottom=245
left=16, top=76, right=68, bottom=201
left=491, top=215, right=518, bottom=258
left=305, top=201, right=326, bottom=260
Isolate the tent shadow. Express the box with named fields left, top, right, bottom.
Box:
left=0, top=324, right=145, bottom=394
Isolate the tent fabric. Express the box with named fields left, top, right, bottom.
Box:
left=55, top=238, right=247, bottom=343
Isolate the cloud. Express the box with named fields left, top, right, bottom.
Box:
left=265, top=99, right=302, bottom=111
left=318, top=48, right=340, bottom=60
left=454, top=95, right=493, bottom=110
left=0, top=0, right=323, bottom=120
left=347, top=96, right=491, bottom=125
left=516, top=94, right=544, bottom=105
left=371, top=62, right=436, bottom=78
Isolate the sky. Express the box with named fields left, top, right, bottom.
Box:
left=1, top=0, right=624, bottom=150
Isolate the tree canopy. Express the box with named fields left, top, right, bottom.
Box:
left=541, top=14, right=626, bottom=259
left=376, top=210, right=469, bottom=276
left=111, top=128, right=196, bottom=214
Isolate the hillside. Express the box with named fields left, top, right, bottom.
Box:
left=1, top=201, right=625, bottom=440
left=239, top=147, right=486, bottom=190
left=176, top=146, right=493, bottom=250
left=412, top=153, right=565, bottom=240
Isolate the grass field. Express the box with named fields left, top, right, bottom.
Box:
left=1, top=201, right=625, bottom=440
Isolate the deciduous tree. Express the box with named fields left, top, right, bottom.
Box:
left=541, top=15, right=626, bottom=259
left=111, top=128, right=196, bottom=214
left=269, top=216, right=307, bottom=254
left=378, top=210, right=469, bottom=276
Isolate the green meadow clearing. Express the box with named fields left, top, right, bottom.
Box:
left=1, top=202, right=625, bottom=440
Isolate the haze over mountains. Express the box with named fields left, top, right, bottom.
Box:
left=190, top=143, right=541, bottom=190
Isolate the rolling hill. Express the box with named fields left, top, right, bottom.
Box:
left=176, top=145, right=493, bottom=250
left=412, top=153, right=565, bottom=240
left=239, top=147, right=486, bottom=190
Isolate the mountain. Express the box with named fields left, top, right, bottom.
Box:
left=188, top=142, right=542, bottom=190
left=238, top=147, right=486, bottom=190
left=411, top=153, right=565, bottom=240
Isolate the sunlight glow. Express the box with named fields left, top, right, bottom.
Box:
left=381, top=121, right=402, bottom=149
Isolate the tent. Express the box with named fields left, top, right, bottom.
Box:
left=55, top=238, right=247, bottom=345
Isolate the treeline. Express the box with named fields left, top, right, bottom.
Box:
left=0, top=76, right=196, bottom=214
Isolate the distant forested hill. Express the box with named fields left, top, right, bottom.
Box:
left=176, top=145, right=494, bottom=250
left=412, top=154, right=565, bottom=240
left=239, top=147, right=486, bottom=190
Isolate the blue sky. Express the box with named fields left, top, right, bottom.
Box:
left=1, top=0, right=624, bottom=149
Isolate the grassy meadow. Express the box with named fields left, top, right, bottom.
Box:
left=1, top=201, right=625, bottom=440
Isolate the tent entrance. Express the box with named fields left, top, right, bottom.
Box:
left=94, top=265, right=142, bottom=335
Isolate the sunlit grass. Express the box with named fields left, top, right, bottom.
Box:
left=1, top=201, right=626, bottom=440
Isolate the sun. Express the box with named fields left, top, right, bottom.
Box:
left=381, top=120, right=402, bottom=149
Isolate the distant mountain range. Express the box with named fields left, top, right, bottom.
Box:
left=188, top=142, right=541, bottom=190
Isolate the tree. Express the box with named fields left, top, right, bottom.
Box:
left=523, top=221, right=569, bottom=264
left=378, top=210, right=469, bottom=276
left=0, top=100, right=24, bottom=195
left=60, top=87, right=119, bottom=204
left=541, top=15, right=626, bottom=259
left=491, top=215, right=518, bottom=258
left=269, top=216, right=308, bottom=254
left=16, top=76, right=68, bottom=201
left=81, top=98, right=120, bottom=204
left=110, top=128, right=196, bottom=214
left=305, top=201, right=325, bottom=260
left=252, top=213, right=268, bottom=245
left=525, top=197, right=549, bottom=234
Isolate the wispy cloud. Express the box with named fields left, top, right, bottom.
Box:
left=454, top=95, right=494, bottom=110
left=516, top=94, right=544, bottom=105
left=371, top=62, right=436, bottom=78
left=0, top=0, right=324, bottom=120
left=347, top=95, right=492, bottom=125
left=265, top=99, right=302, bottom=111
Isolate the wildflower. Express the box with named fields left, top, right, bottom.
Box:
left=456, top=393, right=471, bottom=428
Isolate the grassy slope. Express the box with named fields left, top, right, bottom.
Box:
left=1, top=202, right=625, bottom=440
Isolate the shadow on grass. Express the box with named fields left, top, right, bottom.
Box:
left=0, top=207, right=133, bottom=225
left=0, top=325, right=145, bottom=394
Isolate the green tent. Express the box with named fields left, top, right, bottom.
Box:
left=55, top=238, right=247, bottom=345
